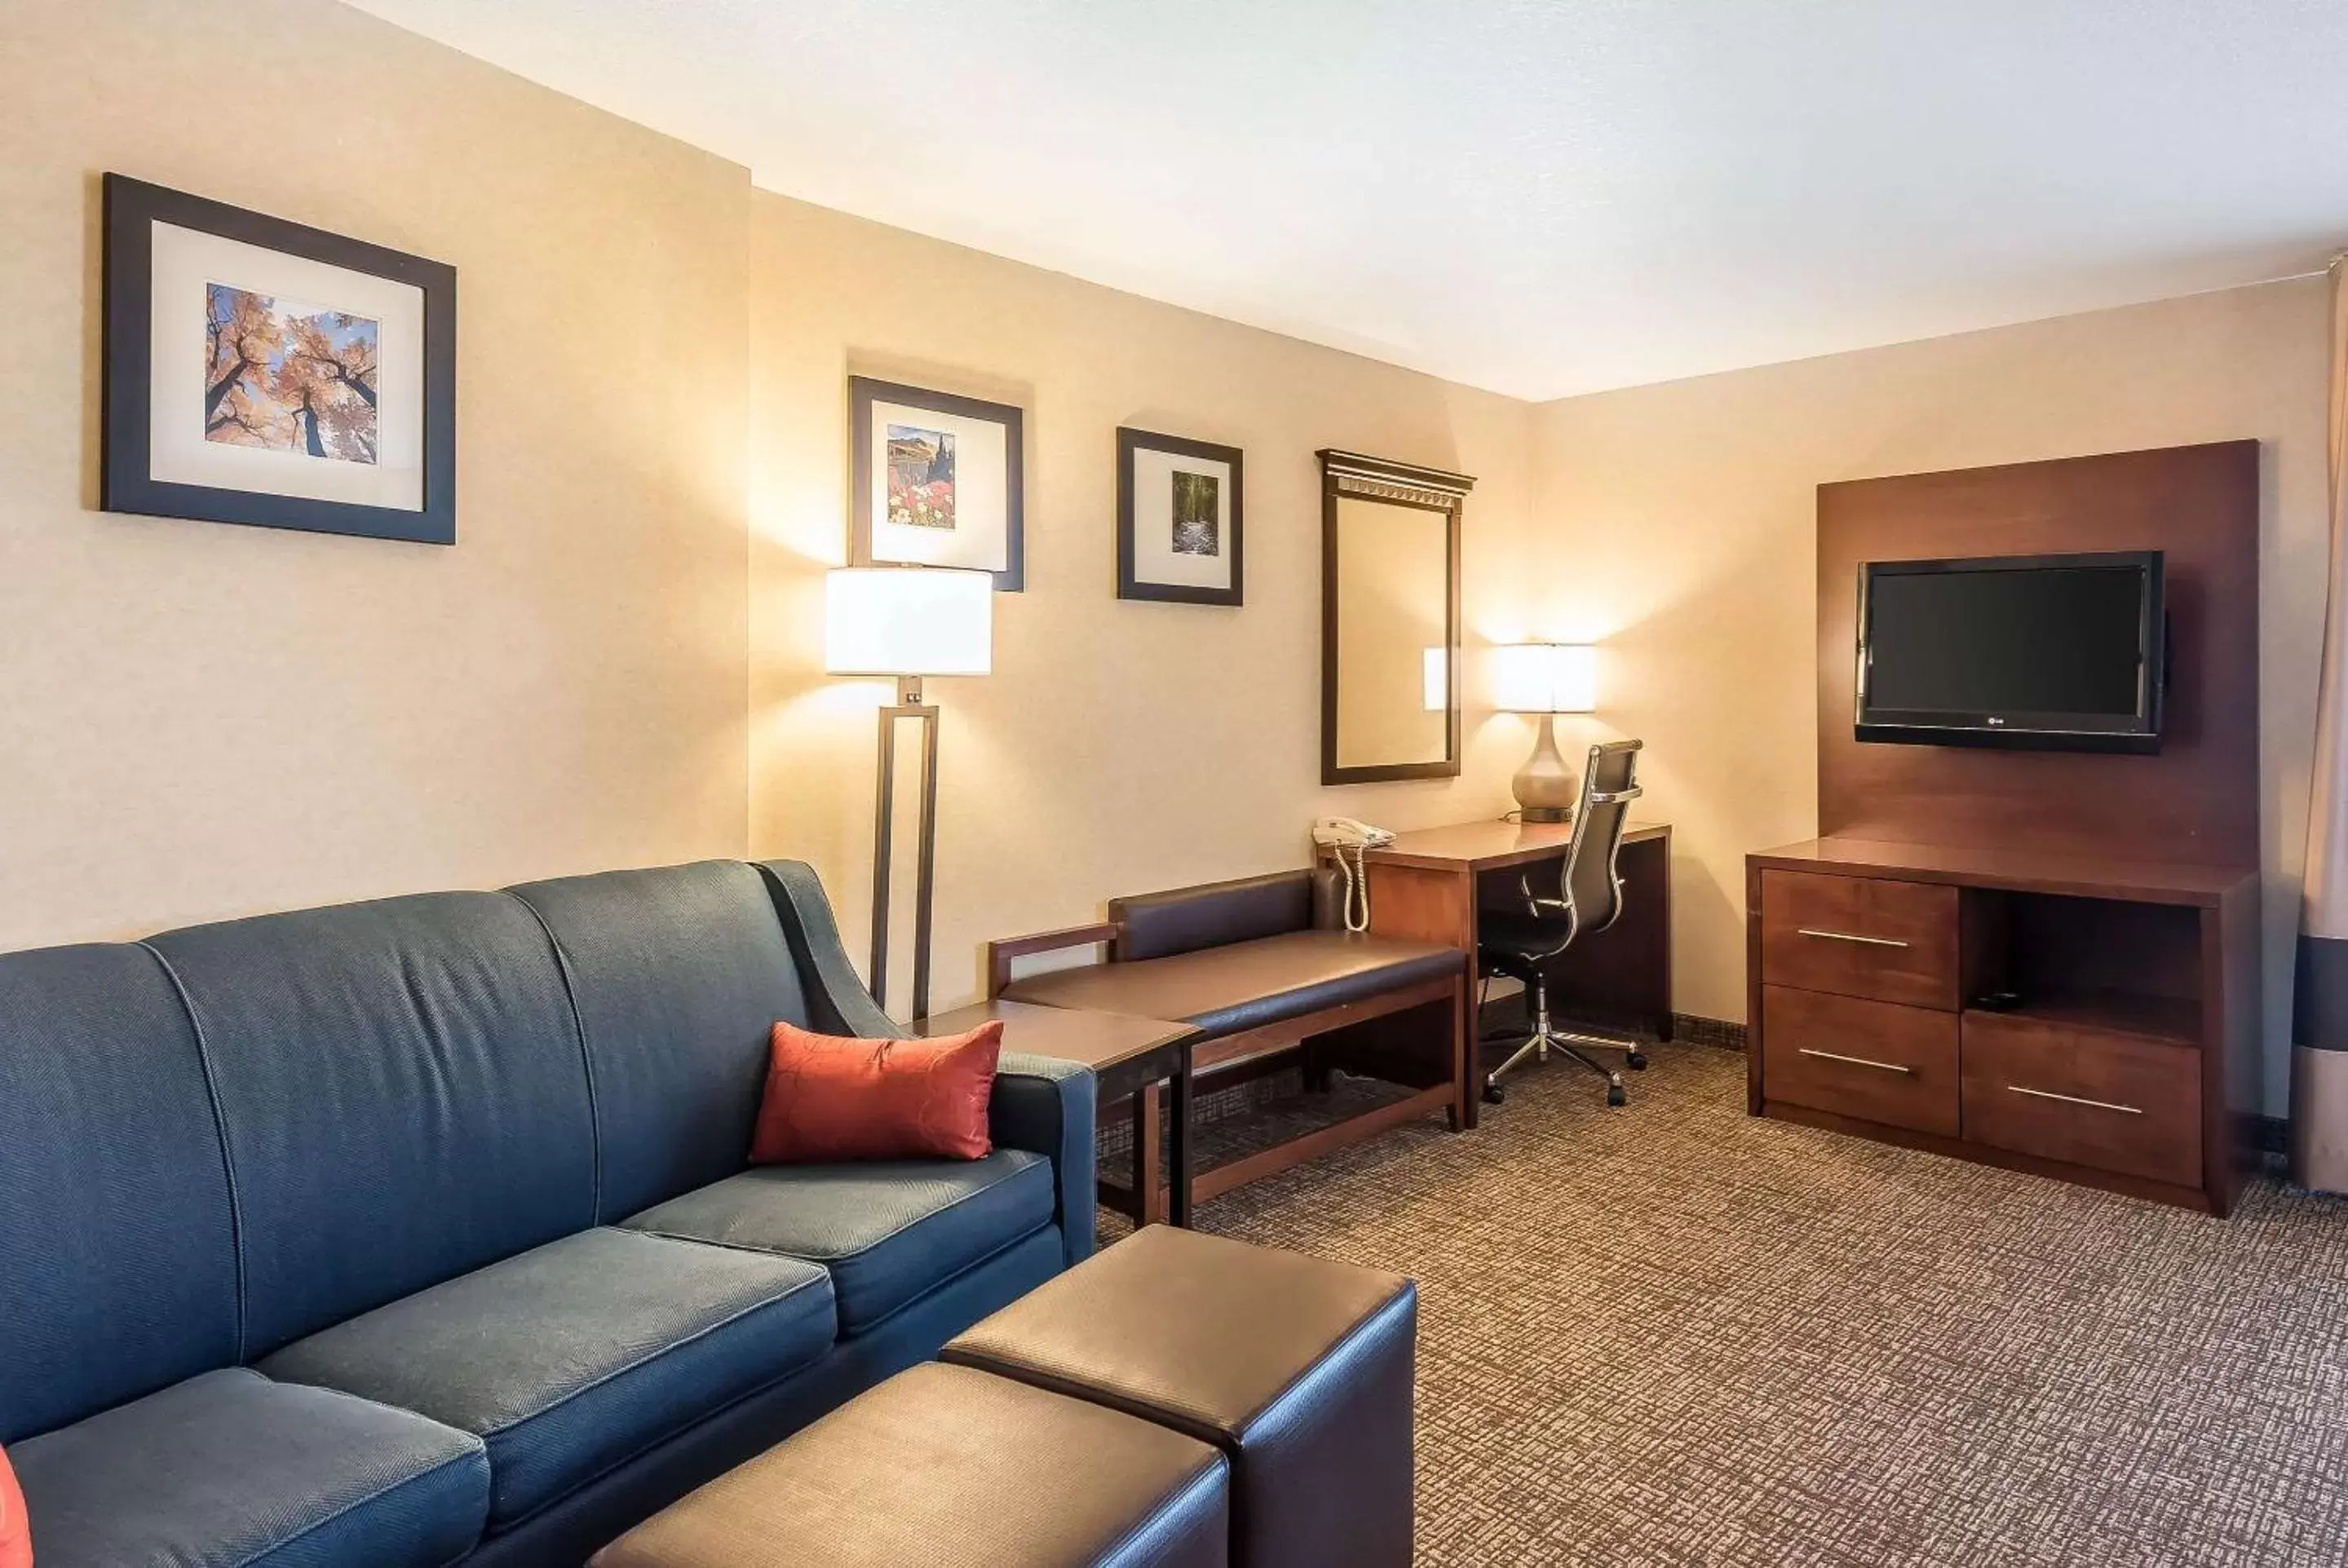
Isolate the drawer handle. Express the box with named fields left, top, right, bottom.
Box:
left=1796, top=927, right=1911, bottom=949
left=1799, top=1047, right=1913, bottom=1075
left=2007, top=1084, right=2143, bottom=1116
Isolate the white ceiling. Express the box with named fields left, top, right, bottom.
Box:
left=348, top=0, right=2348, bottom=400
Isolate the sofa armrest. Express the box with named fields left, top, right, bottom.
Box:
left=754, top=859, right=900, bottom=1038
left=758, top=859, right=1098, bottom=1265
left=990, top=1052, right=1098, bottom=1268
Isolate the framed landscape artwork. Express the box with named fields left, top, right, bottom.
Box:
left=1117, top=426, right=1243, bottom=606
left=849, top=377, right=1024, bottom=590
left=101, top=174, right=457, bottom=545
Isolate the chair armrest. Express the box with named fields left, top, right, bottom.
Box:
left=755, top=859, right=900, bottom=1038
left=984, top=921, right=1121, bottom=999
left=990, top=1051, right=1098, bottom=1268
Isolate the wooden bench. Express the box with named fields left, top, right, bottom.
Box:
left=987, top=869, right=1471, bottom=1222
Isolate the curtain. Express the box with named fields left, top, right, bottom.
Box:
left=2293, top=256, right=2348, bottom=1192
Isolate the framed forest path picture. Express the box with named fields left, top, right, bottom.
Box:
left=1117, top=426, right=1243, bottom=605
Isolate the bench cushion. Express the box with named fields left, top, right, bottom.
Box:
left=1001, top=930, right=1462, bottom=1040
left=625, top=1152, right=1056, bottom=1334
left=1109, top=870, right=1314, bottom=961
left=588, top=1363, right=1229, bottom=1568
left=11, top=1369, right=489, bottom=1568
left=259, top=1229, right=835, bottom=1529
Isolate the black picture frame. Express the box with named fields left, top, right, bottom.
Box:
left=849, top=376, right=1024, bottom=592
left=1116, top=426, right=1245, bottom=607
left=101, top=174, right=458, bottom=545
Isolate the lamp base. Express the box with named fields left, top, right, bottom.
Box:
left=1511, top=713, right=1581, bottom=825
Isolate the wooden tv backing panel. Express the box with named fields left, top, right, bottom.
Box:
left=1758, top=443, right=2262, bottom=1214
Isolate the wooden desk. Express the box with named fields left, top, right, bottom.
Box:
left=1360, top=818, right=1674, bottom=1044
left=918, top=999, right=1201, bottom=1227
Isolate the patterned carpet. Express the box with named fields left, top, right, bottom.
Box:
left=1159, top=1043, right=2348, bottom=1567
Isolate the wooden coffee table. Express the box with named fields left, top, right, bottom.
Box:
left=918, top=1000, right=1201, bottom=1227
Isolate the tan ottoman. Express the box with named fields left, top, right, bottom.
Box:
left=942, top=1226, right=1417, bottom=1568
left=590, top=1362, right=1228, bottom=1568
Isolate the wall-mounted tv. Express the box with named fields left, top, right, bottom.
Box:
left=1855, top=549, right=2165, bottom=753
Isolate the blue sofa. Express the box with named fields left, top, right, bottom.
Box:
left=0, top=859, right=1095, bottom=1567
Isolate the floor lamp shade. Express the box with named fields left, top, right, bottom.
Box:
left=1492, top=643, right=1598, bottom=824
left=825, top=567, right=993, bottom=677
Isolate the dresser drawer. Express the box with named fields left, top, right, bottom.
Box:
left=1959, top=1013, right=2201, bottom=1188
left=1759, top=870, right=1958, bottom=1009
left=1761, top=985, right=1960, bottom=1137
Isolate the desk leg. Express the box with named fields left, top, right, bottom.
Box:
left=1168, top=1051, right=1193, bottom=1228
left=1135, top=1084, right=1166, bottom=1227
left=1448, top=970, right=1477, bottom=1131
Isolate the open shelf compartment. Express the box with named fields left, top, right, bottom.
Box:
left=1958, top=888, right=2204, bottom=1049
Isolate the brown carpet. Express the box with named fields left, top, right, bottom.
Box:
left=1155, top=1042, right=2348, bottom=1567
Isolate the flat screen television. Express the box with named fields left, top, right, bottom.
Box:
left=1855, top=549, right=2165, bottom=753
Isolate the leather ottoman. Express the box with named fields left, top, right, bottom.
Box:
left=588, top=1363, right=1228, bottom=1568
left=943, top=1226, right=1417, bottom=1568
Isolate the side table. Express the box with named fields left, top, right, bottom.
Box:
left=918, top=999, right=1201, bottom=1227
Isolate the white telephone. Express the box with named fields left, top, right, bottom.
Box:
left=1311, top=818, right=1395, bottom=932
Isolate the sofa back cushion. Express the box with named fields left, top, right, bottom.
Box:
left=146, top=893, right=595, bottom=1358
left=0, top=944, right=239, bottom=1442
left=510, top=862, right=811, bottom=1221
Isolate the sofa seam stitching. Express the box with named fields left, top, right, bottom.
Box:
left=141, top=939, right=250, bottom=1365
left=474, top=1265, right=831, bottom=1440
left=240, top=1429, right=489, bottom=1566
left=504, top=890, right=604, bottom=1226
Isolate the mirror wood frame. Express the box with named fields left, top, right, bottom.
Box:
left=1319, top=448, right=1474, bottom=785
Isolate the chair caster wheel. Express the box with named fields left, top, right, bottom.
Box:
left=1482, top=1083, right=1506, bottom=1106
left=1627, top=1052, right=1648, bottom=1071
left=1606, top=1084, right=1627, bottom=1107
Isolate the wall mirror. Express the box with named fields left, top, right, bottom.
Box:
left=1319, top=449, right=1472, bottom=784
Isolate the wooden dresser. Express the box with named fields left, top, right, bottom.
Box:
left=1746, top=838, right=2258, bottom=1215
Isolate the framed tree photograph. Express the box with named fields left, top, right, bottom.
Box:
left=102, top=174, right=457, bottom=545
left=850, top=377, right=1024, bottom=591
left=1117, top=426, right=1243, bottom=606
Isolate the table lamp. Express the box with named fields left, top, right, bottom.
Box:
left=1491, top=643, right=1597, bottom=823
left=825, top=566, right=993, bottom=1019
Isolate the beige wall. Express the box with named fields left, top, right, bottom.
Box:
left=0, top=0, right=753, bottom=948
left=747, top=193, right=1541, bottom=1016
left=7, top=2, right=2327, bottom=1119
left=1531, top=279, right=2333, bottom=1111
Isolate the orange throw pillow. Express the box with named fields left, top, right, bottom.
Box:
left=750, top=1019, right=1002, bottom=1164
left=0, top=1442, right=29, bottom=1568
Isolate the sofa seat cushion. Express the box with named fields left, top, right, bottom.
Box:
left=624, top=1151, right=1055, bottom=1335
left=1001, top=930, right=1464, bottom=1040
left=259, top=1228, right=835, bottom=1530
left=11, top=1368, right=488, bottom=1568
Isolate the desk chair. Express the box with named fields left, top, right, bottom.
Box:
left=1479, top=739, right=1646, bottom=1106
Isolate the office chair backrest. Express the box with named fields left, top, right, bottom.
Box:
left=1556, top=740, right=1643, bottom=940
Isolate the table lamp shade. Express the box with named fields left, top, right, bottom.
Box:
left=825, top=567, right=993, bottom=677
left=1492, top=643, right=1596, bottom=714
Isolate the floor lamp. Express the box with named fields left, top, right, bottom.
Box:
left=1492, top=643, right=1598, bottom=821
left=824, top=566, right=993, bottom=1020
